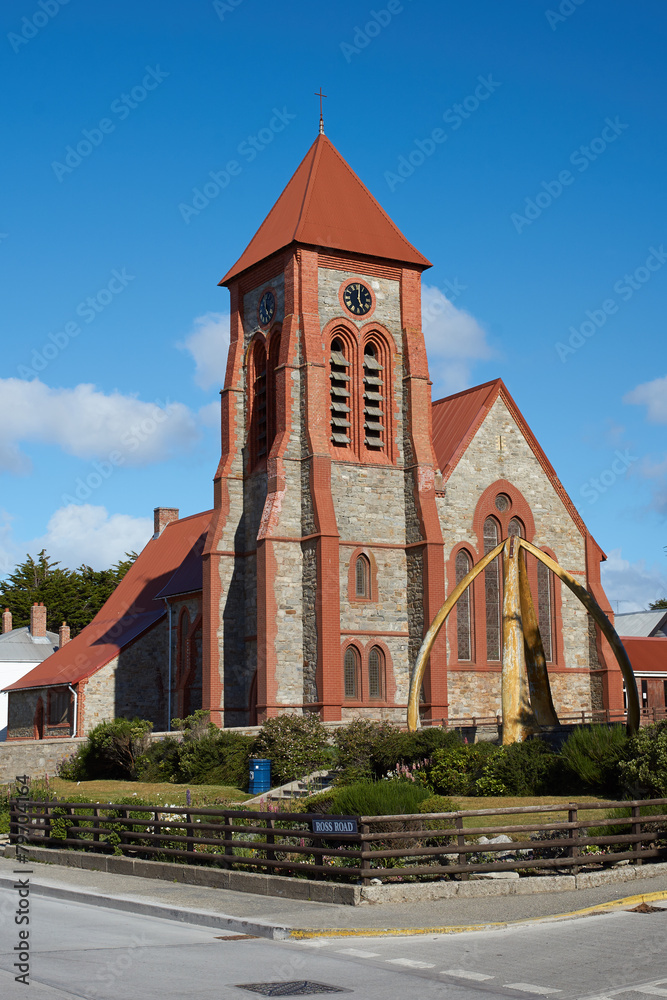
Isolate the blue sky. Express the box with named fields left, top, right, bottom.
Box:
left=1, top=0, right=666, bottom=610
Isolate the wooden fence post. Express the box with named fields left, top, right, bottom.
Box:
left=568, top=804, right=579, bottom=874
left=631, top=805, right=643, bottom=866
left=92, top=807, right=100, bottom=848
left=360, top=822, right=371, bottom=886
left=456, top=815, right=469, bottom=880
left=223, top=812, right=233, bottom=869
left=266, top=817, right=275, bottom=872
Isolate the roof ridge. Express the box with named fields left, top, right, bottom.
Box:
left=432, top=378, right=501, bottom=407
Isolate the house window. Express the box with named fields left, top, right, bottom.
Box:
left=537, top=560, right=554, bottom=662
left=484, top=517, right=501, bottom=660
left=344, top=647, right=360, bottom=699
left=641, top=679, right=648, bottom=709
left=179, top=609, right=190, bottom=680
left=362, top=342, right=384, bottom=450
left=330, top=337, right=352, bottom=447
left=455, top=549, right=473, bottom=661
left=368, top=647, right=384, bottom=699
left=355, top=554, right=371, bottom=599
left=48, top=688, right=70, bottom=726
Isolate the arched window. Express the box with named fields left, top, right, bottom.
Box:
left=368, top=646, right=384, bottom=700
left=355, top=554, right=370, bottom=599
left=362, top=342, right=384, bottom=450
left=484, top=517, right=501, bottom=661
left=330, top=337, right=352, bottom=448
left=507, top=516, right=524, bottom=538
left=267, top=331, right=281, bottom=454
left=250, top=340, right=267, bottom=465
left=455, top=550, right=473, bottom=661
left=178, top=609, right=190, bottom=683
left=537, top=560, right=554, bottom=662
left=344, top=646, right=360, bottom=700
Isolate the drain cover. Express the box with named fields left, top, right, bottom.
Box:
left=234, top=984, right=350, bottom=996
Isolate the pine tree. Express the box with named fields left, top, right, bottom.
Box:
left=0, top=551, right=138, bottom=637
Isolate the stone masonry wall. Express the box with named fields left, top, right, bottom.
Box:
left=438, top=395, right=594, bottom=716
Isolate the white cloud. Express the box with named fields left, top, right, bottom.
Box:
left=623, top=374, right=667, bottom=423
left=198, top=400, right=220, bottom=428
left=421, top=285, right=493, bottom=397
left=0, top=379, right=199, bottom=473
left=601, top=548, right=667, bottom=613
left=178, top=312, right=229, bottom=391
left=28, top=504, right=153, bottom=571
left=0, top=509, right=17, bottom=576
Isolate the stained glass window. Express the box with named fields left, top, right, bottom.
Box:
left=455, top=550, right=472, bottom=660
left=484, top=517, right=501, bottom=661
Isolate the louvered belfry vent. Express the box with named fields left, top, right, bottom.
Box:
left=330, top=338, right=351, bottom=447
left=363, top=343, right=383, bottom=449
left=253, top=343, right=267, bottom=460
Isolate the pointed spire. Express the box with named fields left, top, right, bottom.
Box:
left=220, top=135, right=431, bottom=284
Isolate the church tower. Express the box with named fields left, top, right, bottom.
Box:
left=202, top=133, right=447, bottom=726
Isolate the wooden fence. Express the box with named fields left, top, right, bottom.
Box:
left=9, top=797, right=667, bottom=884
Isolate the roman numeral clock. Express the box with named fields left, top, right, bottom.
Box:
left=343, top=281, right=372, bottom=316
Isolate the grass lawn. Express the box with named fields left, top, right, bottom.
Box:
left=27, top=779, right=251, bottom=807
left=452, top=795, right=612, bottom=835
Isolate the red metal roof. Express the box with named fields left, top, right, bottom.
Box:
left=220, top=134, right=431, bottom=284
left=431, top=380, right=501, bottom=479
left=623, top=636, right=667, bottom=673
left=4, top=510, right=213, bottom=691
left=431, top=379, right=587, bottom=537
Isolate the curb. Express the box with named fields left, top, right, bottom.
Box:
left=0, top=875, right=292, bottom=941
left=287, top=889, right=667, bottom=938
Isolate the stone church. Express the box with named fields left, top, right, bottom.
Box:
left=3, top=132, right=625, bottom=740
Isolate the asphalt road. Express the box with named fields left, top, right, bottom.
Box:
left=1, top=889, right=667, bottom=999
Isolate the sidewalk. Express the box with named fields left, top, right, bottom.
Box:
left=2, top=855, right=667, bottom=939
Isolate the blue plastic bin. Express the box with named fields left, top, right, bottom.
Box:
left=249, top=758, right=271, bottom=795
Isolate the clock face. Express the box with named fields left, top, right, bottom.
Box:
left=343, top=281, right=372, bottom=316
left=258, top=290, right=276, bottom=326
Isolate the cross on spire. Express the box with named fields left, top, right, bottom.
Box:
left=314, top=87, right=327, bottom=134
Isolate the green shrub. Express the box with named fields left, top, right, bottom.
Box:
left=560, top=724, right=628, bottom=794
left=328, top=780, right=430, bottom=818
left=175, top=731, right=254, bottom=787
left=332, top=719, right=403, bottom=784
left=428, top=743, right=497, bottom=796
left=136, top=736, right=182, bottom=782
left=253, top=714, right=332, bottom=785
left=477, top=739, right=562, bottom=796
left=58, top=718, right=153, bottom=781
left=619, top=721, right=667, bottom=797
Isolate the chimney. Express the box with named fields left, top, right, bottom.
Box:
left=30, top=602, right=47, bottom=638
left=59, top=622, right=71, bottom=648
left=154, top=507, right=179, bottom=537
left=2, top=608, right=12, bottom=634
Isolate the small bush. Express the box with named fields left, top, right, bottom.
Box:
left=333, top=719, right=406, bottom=784
left=428, top=743, right=497, bottom=796
left=175, top=731, right=254, bottom=787
left=477, top=739, right=562, bottom=796
left=253, top=714, right=332, bottom=785
left=417, top=795, right=458, bottom=830
left=619, top=721, right=667, bottom=798
left=560, top=725, right=628, bottom=794
left=59, top=718, right=153, bottom=781
left=136, top=737, right=182, bottom=783
left=329, top=780, right=430, bottom=818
